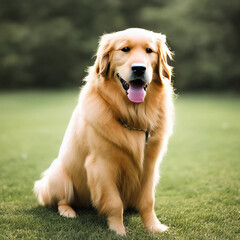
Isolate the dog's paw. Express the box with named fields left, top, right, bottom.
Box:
left=148, top=222, right=169, bottom=233
left=109, top=225, right=126, bottom=236
left=109, top=223, right=126, bottom=236
left=143, top=215, right=169, bottom=233
left=58, top=205, right=77, bottom=218
left=108, top=216, right=126, bottom=236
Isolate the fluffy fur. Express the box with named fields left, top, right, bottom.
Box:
left=34, top=28, right=174, bottom=235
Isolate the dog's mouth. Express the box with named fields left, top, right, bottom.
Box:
left=117, top=73, right=148, bottom=103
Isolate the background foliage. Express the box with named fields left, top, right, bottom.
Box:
left=0, top=0, right=239, bottom=91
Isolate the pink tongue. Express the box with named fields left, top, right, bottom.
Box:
left=128, top=84, right=146, bottom=103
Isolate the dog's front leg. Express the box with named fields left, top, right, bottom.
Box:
left=138, top=139, right=169, bottom=233
left=84, top=155, right=125, bottom=236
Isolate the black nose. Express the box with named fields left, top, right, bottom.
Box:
left=131, top=63, right=146, bottom=76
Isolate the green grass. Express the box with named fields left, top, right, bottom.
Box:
left=0, top=91, right=239, bottom=240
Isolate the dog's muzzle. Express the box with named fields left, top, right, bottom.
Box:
left=117, top=64, right=148, bottom=103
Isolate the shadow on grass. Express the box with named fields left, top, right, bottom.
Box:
left=23, top=206, right=145, bottom=239
left=25, top=205, right=106, bottom=226
left=22, top=206, right=112, bottom=238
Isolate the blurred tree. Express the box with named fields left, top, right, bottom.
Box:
left=141, top=0, right=240, bottom=91
left=0, top=0, right=239, bottom=91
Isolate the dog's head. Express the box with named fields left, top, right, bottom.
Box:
left=93, top=28, right=173, bottom=103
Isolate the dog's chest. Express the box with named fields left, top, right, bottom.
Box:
left=116, top=141, right=148, bottom=207
left=117, top=165, right=143, bottom=208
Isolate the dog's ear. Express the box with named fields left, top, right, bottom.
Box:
left=94, top=33, right=113, bottom=77
left=157, top=34, right=173, bottom=83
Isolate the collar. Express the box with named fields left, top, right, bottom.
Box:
left=118, top=119, right=149, bottom=142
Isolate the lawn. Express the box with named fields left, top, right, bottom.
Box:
left=0, top=91, right=239, bottom=240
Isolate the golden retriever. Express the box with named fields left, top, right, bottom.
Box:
left=34, top=28, right=174, bottom=236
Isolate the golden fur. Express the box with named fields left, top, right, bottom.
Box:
left=34, top=28, right=174, bottom=235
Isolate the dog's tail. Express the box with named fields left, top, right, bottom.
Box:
left=34, top=159, right=74, bottom=207
left=34, top=176, right=52, bottom=206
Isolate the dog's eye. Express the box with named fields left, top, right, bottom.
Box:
left=121, top=47, right=130, bottom=53
left=146, top=48, right=153, bottom=53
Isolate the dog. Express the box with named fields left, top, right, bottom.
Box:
left=34, top=28, right=174, bottom=236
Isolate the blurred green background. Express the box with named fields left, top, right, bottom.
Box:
left=0, top=0, right=239, bottom=91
